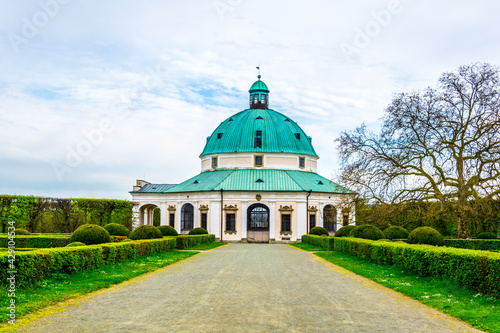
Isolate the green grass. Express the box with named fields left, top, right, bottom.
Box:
left=0, top=250, right=197, bottom=330
left=316, top=251, right=500, bottom=333
left=289, top=242, right=326, bottom=252
left=185, top=242, right=227, bottom=250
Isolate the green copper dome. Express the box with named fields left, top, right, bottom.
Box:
left=249, top=76, right=269, bottom=92
left=200, top=108, right=318, bottom=157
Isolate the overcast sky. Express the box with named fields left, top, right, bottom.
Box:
left=1, top=0, right=499, bottom=200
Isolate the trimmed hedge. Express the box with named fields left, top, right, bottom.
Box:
left=0, top=237, right=177, bottom=288
left=0, top=235, right=71, bottom=248
left=383, top=226, right=409, bottom=240
left=104, top=223, right=130, bottom=237
left=309, top=227, right=329, bottom=236
left=334, top=237, right=500, bottom=297
left=70, top=224, right=112, bottom=245
left=334, top=225, right=355, bottom=237
left=301, top=234, right=335, bottom=250
left=407, top=227, right=443, bottom=246
left=14, top=228, right=31, bottom=235
left=158, top=225, right=178, bottom=237
left=476, top=232, right=498, bottom=240
left=66, top=242, right=85, bottom=247
left=175, top=234, right=215, bottom=249
left=129, top=225, right=163, bottom=240
left=349, top=225, right=385, bottom=240
left=188, top=227, right=208, bottom=235
left=443, top=239, right=500, bottom=251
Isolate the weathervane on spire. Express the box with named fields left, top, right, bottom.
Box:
left=256, top=65, right=261, bottom=79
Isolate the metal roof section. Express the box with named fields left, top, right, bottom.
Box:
left=131, top=183, right=178, bottom=193
left=161, top=170, right=352, bottom=193
left=249, top=79, right=269, bottom=92
left=200, top=108, right=319, bottom=157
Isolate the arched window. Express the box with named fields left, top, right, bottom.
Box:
left=247, top=204, right=269, bottom=230
left=181, top=203, right=194, bottom=231
left=323, top=205, right=337, bottom=232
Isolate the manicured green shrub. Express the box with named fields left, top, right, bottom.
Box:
left=407, top=227, right=443, bottom=246
left=476, top=232, right=497, bottom=240
left=104, top=223, right=130, bottom=237
left=0, top=237, right=177, bottom=288
left=15, top=228, right=31, bottom=235
left=301, top=234, right=335, bottom=250
left=70, top=224, right=112, bottom=245
left=444, top=239, right=500, bottom=251
left=383, top=226, right=409, bottom=240
left=349, top=225, right=385, bottom=240
left=334, top=237, right=500, bottom=297
left=129, top=225, right=163, bottom=240
left=0, top=235, right=71, bottom=248
left=158, top=225, right=178, bottom=237
left=309, top=226, right=329, bottom=236
left=334, top=225, right=355, bottom=237
left=121, top=239, right=132, bottom=242
left=188, top=227, right=208, bottom=235
left=175, top=234, right=216, bottom=249
left=66, top=242, right=85, bottom=247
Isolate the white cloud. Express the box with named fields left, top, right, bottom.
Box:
left=1, top=0, right=499, bottom=198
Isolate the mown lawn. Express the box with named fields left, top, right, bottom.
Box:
left=289, top=242, right=326, bottom=252
left=0, top=250, right=198, bottom=331
left=317, top=251, right=500, bottom=333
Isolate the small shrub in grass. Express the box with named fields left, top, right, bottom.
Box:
left=334, top=225, right=355, bottom=237
left=407, top=227, right=443, bottom=246
left=70, top=224, right=112, bottom=245
left=158, top=225, right=178, bottom=236
left=129, top=225, right=163, bottom=240
left=476, top=232, right=497, bottom=240
left=309, top=226, right=329, bottom=236
left=188, top=227, right=208, bottom=235
left=104, top=223, right=130, bottom=237
left=349, top=225, right=385, bottom=240
left=383, top=226, right=409, bottom=240
left=15, top=228, right=31, bottom=235
left=66, top=242, right=85, bottom=247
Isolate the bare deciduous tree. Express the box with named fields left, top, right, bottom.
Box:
left=337, top=63, right=500, bottom=238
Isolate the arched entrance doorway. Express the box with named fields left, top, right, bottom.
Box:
left=247, top=203, right=270, bottom=243
left=181, top=203, right=194, bottom=233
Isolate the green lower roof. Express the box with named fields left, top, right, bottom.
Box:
left=151, top=169, right=352, bottom=194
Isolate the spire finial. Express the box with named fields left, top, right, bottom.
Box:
left=256, top=65, right=261, bottom=79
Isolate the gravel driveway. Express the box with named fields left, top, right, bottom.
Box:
left=21, top=244, right=481, bottom=332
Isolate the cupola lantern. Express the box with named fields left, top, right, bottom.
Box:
left=249, top=74, right=270, bottom=109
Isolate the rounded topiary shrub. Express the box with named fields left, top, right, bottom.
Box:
left=104, top=223, right=130, bottom=237
left=188, top=227, right=208, bottom=235
left=407, top=227, right=444, bottom=246
left=129, top=225, right=163, bottom=240
left=309, top=226, right=329, bottom=236
left=383, top=226, right=409, bottom=240
left=158, top=225, right=178, bottom=237
left=15, top=228, right=31, bottom=235
left=121, top=239, right=132, bottom=242
left=335, top=225, right=355, bottom=237
left=66, top=242, right=85, bottom=247
left=70, top=224, right=112, bottom=245
left=476, top=232, right=497, bottom=240
left=349, top=225, right=385, bottom=240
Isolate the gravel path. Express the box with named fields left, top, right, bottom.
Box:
left=22, top=244, right=481, bottom=332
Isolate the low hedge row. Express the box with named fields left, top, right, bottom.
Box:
left=334, top=237, right=500, bottom=297
left=443, top=239, right=500, bottom=251
left=0, top=234, right=217, bottom=287
left=0, top=237, right=176, bottom=287
left=175, top=234, right=215, bottom=249
left=0, top=235, right=72, bottom=248
left=301, top=235, right=335, bottom=250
